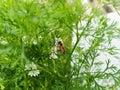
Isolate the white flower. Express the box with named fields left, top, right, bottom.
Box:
left=22, top=35, right=27, bottom=40
left=31, top=38, right=37, bottom=45
left=0, top=40, right=8, bottom=45
left=50, top=47, right=58, bottom=59
left=25, top=62, right=40, bottom=77
left=50, top=53, right=58, bottom=59
left=25, top=64, right=31, bottom=71
left=51, top=46, right=58, bottom=54
left=22, top=35, right=29, bottom=44
left=38, top=35, right=42, bottom=39
left=32, top=40, right=37, bottom=45
left=28, top=70, right=40, bottom=77
left=25, top=62, right=37, bottom=70
left=22, top=35, right=27, bottom=42
left=30, top=62, right=37, bottom=70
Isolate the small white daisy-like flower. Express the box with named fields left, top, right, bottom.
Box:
left=25, top=62, right=37, bottom=70
left=22, top=35, right=29, bottom=44
left=30, top=62, right=37, bottom=70
left=28, top=70, right=40, bottom=77
left=22, top=35, right=27, bottom=40
left=32, top=40, right=37, bottom=45
left=22, top=35, right=27, bottom=42
left=31, top=38, right=37, bottom=45
left=50, top=53, right=58, bottom=59
left=50, top=47, right=58, bottom=59
left=25, top=62, right=40, bottom=77
left=38, top=35, right=42, bottom=39
left=25, top=64, right=31, bottom=71
left=0, top=40, right=8, bottom=45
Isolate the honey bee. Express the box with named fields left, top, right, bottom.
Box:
left=57, top=41, right=65, bottom=54
left=56, top=38, right=65, bottom=54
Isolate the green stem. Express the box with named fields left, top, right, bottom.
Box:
left=65, top=16, right=93, bottom=68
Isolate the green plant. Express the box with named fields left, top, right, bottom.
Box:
left=0, top=0, right=120, bottom=90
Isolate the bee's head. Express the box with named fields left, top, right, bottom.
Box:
left=55, top=38, right=63, bottom=45
left=58, top=41, right=62, bottom=45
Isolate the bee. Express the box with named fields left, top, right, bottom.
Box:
left=57, top=41, right=65, bottom=54
left=56, top=38, right=65, bottom=54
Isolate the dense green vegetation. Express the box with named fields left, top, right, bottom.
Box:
left=0, top=0, right=120, bottom=90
